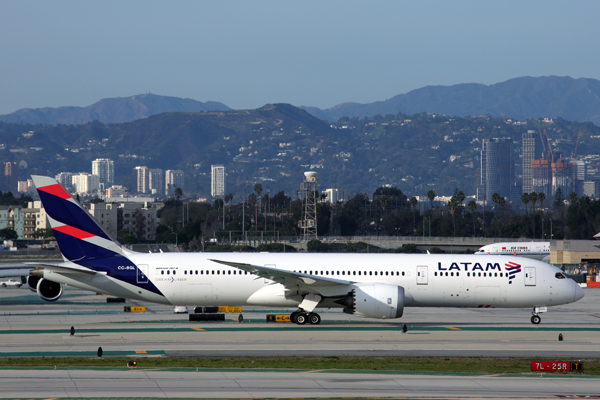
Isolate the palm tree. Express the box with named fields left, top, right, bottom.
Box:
left=409, top=196, right=418, bottom=232
left=538, top=192, right=546, bottom=212
left=529, top=192, right=538, bottom=214
left=447, top=198, right=458, bottom=239
left=498, top=196, right=506, bottom=214
left=427, top=190, right=436, bottom=211
left=254, top=183, right=262, bottom=230
left=248, top=193, right=257, bottom=230
left=467, top=200, right=477, bottom=236
left=491, top=193, right=500, bottom=212
left=521, top=193, right=530, bottom=215
left=174, top=187, right=182, bottom=200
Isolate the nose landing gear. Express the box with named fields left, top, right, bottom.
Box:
left=530, top=306, right=547, bottom=324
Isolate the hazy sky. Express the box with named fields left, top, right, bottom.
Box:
left=1, top=1, right=599, bottom=115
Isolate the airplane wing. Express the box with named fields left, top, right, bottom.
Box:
left=209, top=259, right=354, bottom=288
left=0, top=264, right=34, bottom=278
left=24, top=262, right=97, bottom=275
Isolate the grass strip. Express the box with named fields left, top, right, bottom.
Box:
left=0, top=356, right=597, bottom=375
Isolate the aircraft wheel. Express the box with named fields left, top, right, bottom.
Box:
left=308, top=313, right=321, bottom=325
left=531, top=315, right=541, bottom=325
left=290, top=311, right=299, bottom=323
left=295, top=313, right=307, bottom=325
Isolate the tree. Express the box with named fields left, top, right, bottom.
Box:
left=568, top=192, right=578, bottom=205
left=467, top=200, right=477, bottom=236
left=447, top=198, right=458, bottom=239
left=521, top=193, right=530, bottom=215
left=254, top=183, right=263, bottom=230
left=248, top=193, right=257, bottom=230
left=409, top=196, right=418, bottom=232
left=491, top=193, right=500, bottom=212
left=529, top=192, right=538, bottom=214
left=427, top=190, right=436, bottom=211
left=538, top=192, right=546, bottom=212
left=0, top=228, right=18, bottom=241
left=174, top=188, right=182, bottom=200
left=553, top=187, right=564, bottom=208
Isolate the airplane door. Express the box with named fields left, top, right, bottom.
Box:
left=416, top=266, right=428, bottom=285
left=137, top=264, right=149, bottom=284
left=524, top=267, right=536, bottom=286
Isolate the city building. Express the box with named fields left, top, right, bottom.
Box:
left=478, top=138, right=515, bottom=201
left=148, top=168, right=164, bottom=196
left=522, top=130, right=541, bottom=193
left=552, top=159, right=573, bottom=196
left=71, top=173, right=100, bottom=195
left=165, top=170, right=184, bottom=197
left=322, top=188, right=339, bottom=203
left=0, top=162, right=18, bottom=192
left=106, top=185, right=130, bottom=198
left=84, top=201, right=158, bottom=241
left=211, top=165, right=225, bottom=197
left=85, top=202, right=119, bottom=238
left=17, top=179, right=34, bottom=193
left=582, top=181, right=600, bottom=198
left=55, top=172, right=75, bottom=191
left=135, top=166, right=150, bottom=194
left=91, top=158, right=115, bottom=187
left=532, top=159, right=552, bottom=197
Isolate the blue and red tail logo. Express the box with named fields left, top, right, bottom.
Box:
left=504, top=261, right=521, bottom=284
left=33, top=176, right=163, bottom=297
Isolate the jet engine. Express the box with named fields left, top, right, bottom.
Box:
left=27, top=275, right=40, bottom=292
left=336, top=283, right=404, bottom=319
left=36, top=278, right=63, bottom=302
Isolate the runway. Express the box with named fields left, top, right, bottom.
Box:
left=1, top=368, right=599, bottom=399
left=1, top=285, right=599, bottom=398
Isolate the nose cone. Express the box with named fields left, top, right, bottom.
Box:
left=574, top=283, right=585, bottom=302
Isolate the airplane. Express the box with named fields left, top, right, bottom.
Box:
left=24, top=175, right=583, bottom=325
left=475, top=242, right=550, bottom=262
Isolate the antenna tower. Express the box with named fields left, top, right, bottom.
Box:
left=299, top=171, right=318, bottom=240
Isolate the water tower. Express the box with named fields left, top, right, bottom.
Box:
left=299, top=171, right=318, bottom=240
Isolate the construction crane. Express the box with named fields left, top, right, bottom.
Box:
left=573, top=129, right=582, bottom=158
left=539, top=129, right=547, bottom=158
left=544, top=129, right=554, bottom=162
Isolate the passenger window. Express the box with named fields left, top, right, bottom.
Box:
left=217, top=271, right=220, bottom=275
left=358, top=271, right=361, bottom=275
left=386, top=271, right=389, bottom=276
left=457, top=272, right=459, bottom=277
left=495, top=273, right=498, bottom=277
left=483, top=272, right=486, bottom=277
left=451, top=272, right=454, bottom=276
left=467, top=272, right=470, bottom=277
left=228, top=271, right=231, bottom=275
left=161, top=270, right=164, bottom=275
left=184, top=271, right=187, bottom=275
left=353, top=271, right=356, bottom=276
left=342, top=271, right=345, bottom=275
left=434, top=272, right=437, bottom=276
left=402, top=271, right=405, bottom=276
left=167, top=270, right=170, bottom=275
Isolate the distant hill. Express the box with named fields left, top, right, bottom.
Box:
left=302, top=76, right=600, bottom=125
left=0, top=94, right=230, bottom=125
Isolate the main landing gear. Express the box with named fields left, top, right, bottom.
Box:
left=530, top=306, right=547, bottom=325
left=290, top=310, right=321, bottom=325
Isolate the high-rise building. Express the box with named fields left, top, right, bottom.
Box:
left=479, top=138, right=515, bottom=201
left=148, top=168, right=164, bottom=195
left=55, top=172, right=75, bottom=190
left=522, top=130, right=541, bottom=193
left=0, top=162, right=17, bottom=192
left=92, top=158, right=114, bottom=187
left=71, top=173, right=100, bottom=195
left=135, top=166, right=149, bottom=194
left=211, top=165, right=225, bottom=197
left=532, top=159, right=552, bottom=197
left=165, top=170, right=184, bottom=197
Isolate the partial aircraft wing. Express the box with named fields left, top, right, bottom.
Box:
left=210, top=259, right=354, bottom=288
left=24, top=262, right=97, bottom=275
left=0, top=264, right=34, bottom=278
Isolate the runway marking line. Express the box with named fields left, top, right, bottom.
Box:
left=192, top=328, right=205, bottom=331
left=135, top=350, right=147, bottom=354
left=445, top=327, right=461, bottom=330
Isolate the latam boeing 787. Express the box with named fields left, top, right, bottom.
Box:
left=24, top=176, right=583, bottom=325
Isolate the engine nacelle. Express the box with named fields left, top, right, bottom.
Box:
left=36, top=278, right=63, bottom=302
left=27, top=275, right=41, bottom=292
left=341, top=283, right=404, bottom=319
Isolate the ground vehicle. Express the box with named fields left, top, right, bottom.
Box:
left=1, top=278, right=22, bottom=288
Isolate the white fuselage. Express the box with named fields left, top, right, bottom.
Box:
left=43, top=252, right=582, bottom=311
left=476, top=242, right=550, bottom=261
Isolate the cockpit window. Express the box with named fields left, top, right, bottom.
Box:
left=555, top=272, right=567, bottom=279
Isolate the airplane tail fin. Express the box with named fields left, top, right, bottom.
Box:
left=31, top=175, right=126, bottom=265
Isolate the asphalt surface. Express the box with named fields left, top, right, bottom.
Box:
left=0, top=284, right=599, bottom=398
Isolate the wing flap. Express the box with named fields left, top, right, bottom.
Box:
left=24, top=262, right=97, bottom=275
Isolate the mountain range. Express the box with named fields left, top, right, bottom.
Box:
left=2, top=76, right=600, bottom=126
left=0, top=94, right=230, bottom=125
left=302, top=76, right=600, bottom=125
